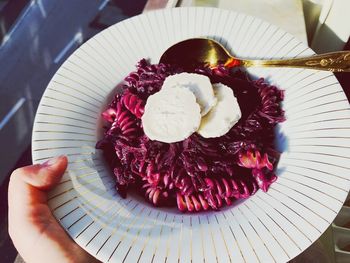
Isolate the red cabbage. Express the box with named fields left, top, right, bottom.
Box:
left=96, top=59, right=285, bottom=212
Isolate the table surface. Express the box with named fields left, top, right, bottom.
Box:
left=145, top=0, right=308, bottom=43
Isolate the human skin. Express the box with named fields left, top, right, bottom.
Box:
left=8, top=156, right=100, bottom=263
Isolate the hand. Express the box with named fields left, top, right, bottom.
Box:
left=8, top=156, right=100, bottom=263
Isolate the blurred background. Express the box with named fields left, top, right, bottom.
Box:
left=0, top=0, right=349, bottom=262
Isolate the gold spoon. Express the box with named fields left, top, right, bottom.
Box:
left=159, top=38, right=350, bottom=72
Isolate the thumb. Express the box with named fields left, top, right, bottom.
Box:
left=8, top=155, right=68, bottom=217
left=8, top=156, right=69, bottom=259
left=8, top=155, right=68, bottom=215
left=13, top=155, right=68, bottom=191
left=8, top=156, right=100, bottom=263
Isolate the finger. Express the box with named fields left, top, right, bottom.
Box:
left=8, top=155, right=68, bottom=209
left=8, top=156, right=68, bottom=259
left=8, top=155, right=68, bottom=226
left=8, top=156, right=99, bottom=263
left=8, top=155, right=68, bottom=222
left=12, top=155, right=68, bottom=191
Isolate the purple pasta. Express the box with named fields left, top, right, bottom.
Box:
left=96, top=59, right=285, bottom=212
left=121, top=91, right=145, bottom=118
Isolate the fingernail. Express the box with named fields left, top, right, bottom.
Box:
left=43, top=155, right=64, bottom=167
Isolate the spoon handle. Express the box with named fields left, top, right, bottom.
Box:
left=240, top=51, right=350, bottom=72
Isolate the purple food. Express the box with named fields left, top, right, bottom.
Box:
left=96, top=59, right=285, bottom=212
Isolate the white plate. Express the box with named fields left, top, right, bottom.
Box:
left=32, top=7, right=350, bottom=263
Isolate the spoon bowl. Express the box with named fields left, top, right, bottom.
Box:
left=160, top=38, right=350, bottom=72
